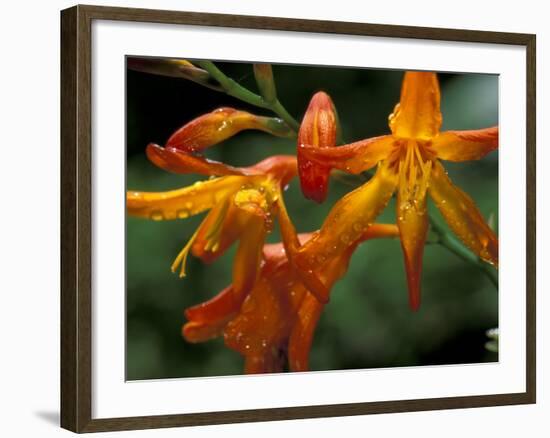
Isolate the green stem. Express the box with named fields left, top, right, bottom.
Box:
left=196, top=61, right=300, bottom=132
left=429, top=212, right=498, bottom=289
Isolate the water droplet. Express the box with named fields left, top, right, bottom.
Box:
left=150, top=211, right=164, bottom=221
left=177, top=209, right=189, bottom=219
left=353, top=222, right=363, bottom=232
left=316, top=254, right=326, bottom=264
left=340, top=233, right=350, bottom=244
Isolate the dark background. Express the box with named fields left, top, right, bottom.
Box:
left=126, top=60, right=498, bottom=380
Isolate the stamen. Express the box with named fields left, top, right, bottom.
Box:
left=398, top=159, right=408, bottom=201
left=418, top=160, right=432, bottom=197
left=408, top=141, right=418, bottom=192
left=171, top=228, right=200, bottom=278
left=203, top=200, right=230, bottom=252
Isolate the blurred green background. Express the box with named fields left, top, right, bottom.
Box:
left=126, top=60, right=498, bottom=380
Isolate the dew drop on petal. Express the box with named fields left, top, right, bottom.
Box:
left=177, top=209, right=189, bottom=219
left=150, top=211, right=164, bottom=221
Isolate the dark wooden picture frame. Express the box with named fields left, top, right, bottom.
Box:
left=61, top=4, right=536, bottom=433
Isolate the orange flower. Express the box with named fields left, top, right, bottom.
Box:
left=127, top=103, right=302, bottom=303
left=297, top=91, right=338, bottom=203
left=297, top=72, right=498, bottom=310
left=127, top=149, right=298, bottom=304
left=183, top=224, right=399, bottom=373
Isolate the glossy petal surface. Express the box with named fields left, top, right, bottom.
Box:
left=126, top=176, right=245, bottom=221
left=166, top=107, right=292, bottom=152
left=183, top=285, right=238, bottom=343
left=295, top=162, right=398, bottom=301
left=298, top=135, right=394, bottom=175
left=146, top=143, right=249, bottom=177
left=232, top=214, right=268, bottom=301
left=297, top=91, right=337, bottom=202
left=433, top=126, right=499, bottom=162
left=428, top=161, right=498, bottom=266
left=389, top=72, right=442, bottom=140
left=288, top=293, right=324, bottom=372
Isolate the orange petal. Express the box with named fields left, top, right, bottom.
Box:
left=245, top=155, right=298, bottom=188
left=166, top=107, right=293, bottom=152
left=360, top=223, right=400, bottom=241
left=428, top=160, right=498, bottom=266
left=397, top=182, right=429, bottom=312
left=126, top=175, right=245, bottom=220
left=275, top=194, right=329, bottom=303
left=288, top=293, right=324, bottom=372
left=183, top=285, right=239, bottom=343
left=185, top=285, right=238, bottom=322
left=146, top=143, right=250, bottom=177
left=191, top=198, right=237, bottom=263
left=297, top=92, right=337, bottom=202
left=295, top=162, right=398, bottom=302
left=232, top=214, right=268, bottom=302
left=224, top=260, right=300, bottom=373
left=389, top=71, right=442, bottom=141
left=298, top=135, right=394, bottom=174
left=432, top=126, right=499, bottom=161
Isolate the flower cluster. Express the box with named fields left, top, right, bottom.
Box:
left=127, top=61, right=498, bottom=374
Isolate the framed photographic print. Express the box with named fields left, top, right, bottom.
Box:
left=60, top=4, right=536, bottom=433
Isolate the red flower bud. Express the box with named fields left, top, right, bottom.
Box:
left=297, top=92, right=337, bottom=203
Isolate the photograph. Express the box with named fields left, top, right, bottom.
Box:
left=125, top=58, right=499, bottom=380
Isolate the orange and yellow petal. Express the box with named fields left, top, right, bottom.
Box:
left=224, top=261, right=301, bottom=374
left=166, top=107, right=293, bottom=152
left=191, top=199, right=242, bottom=263
left=396, top=182, right=429, bottom=311
left=288, top=293, right=324, bottom=372
left=298, top=135, right=395, bottom=175
left=297, top=91, right=338, bottom=202
left=146, top=143, right=249, bottom=177
left=360, top=223, right=400, bottom=241
left=242, top=155, right=297, bottom=189
left=295, top=161, right=398, bottom=302
left=428, top=160, right=498, bottom=266
left=231, top=214, right=268, bottom=302
left=276, top=194, right=328, bottom=302
left=183, top=285, right=239, bottom=343
left=432, top=126, right=499, bottom=162
left=126, top=174, right=245, bottom=220
left=389, top=71, right=442, bottom=141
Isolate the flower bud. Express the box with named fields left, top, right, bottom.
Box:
left=127, top=57, right=222, bottom=91
left=297, top=92, right=337, bottom=203
left=253, top=64, right=277, bottom=104
left=166, top=108, right=293, bottom=152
